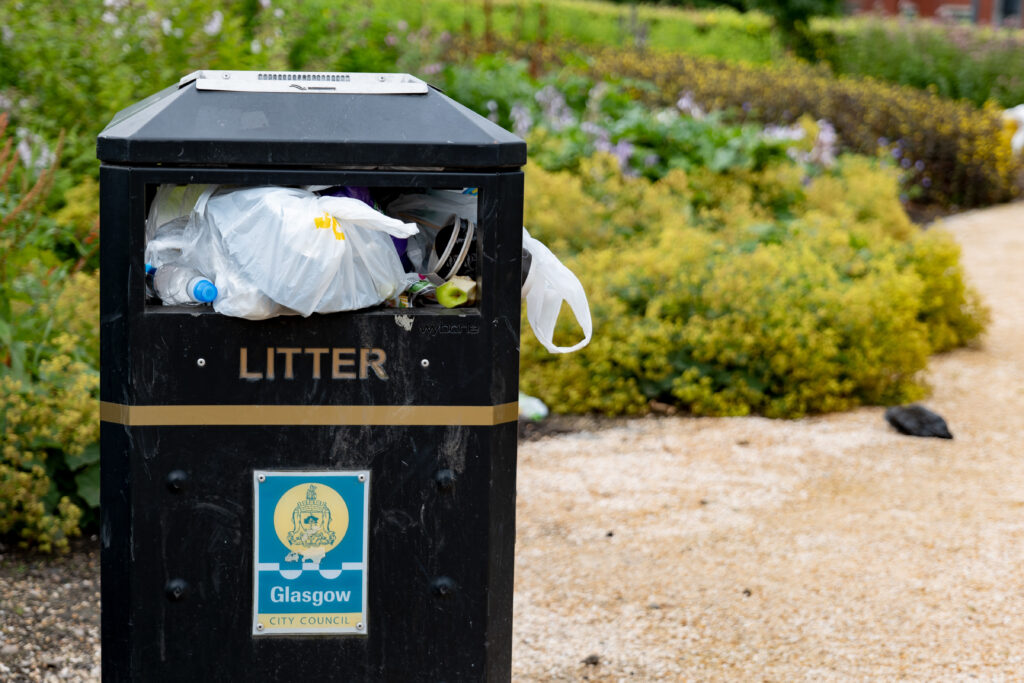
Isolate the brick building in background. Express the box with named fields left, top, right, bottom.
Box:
left=857, top=0, right=1023, bottom=26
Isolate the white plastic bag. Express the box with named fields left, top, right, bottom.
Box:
left=521, top=228, right=592, bottom=354
left=177, top=186, right=418, bottom=319
left=144, top=216, right=189, bottom=270
left=386, top=189, right=478, bottom=274
left=145, top=184, right=212, bottom=241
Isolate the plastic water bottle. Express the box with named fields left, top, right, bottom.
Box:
left=152, top=264, right=217, bottom=306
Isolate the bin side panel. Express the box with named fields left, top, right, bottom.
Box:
left=99, top=422, right=133, bottom=682
left=123, top=423, right=513, bottom=681
left=100, top=164, right=137, bottom=682
left=99, top=164, right=135, bottom=405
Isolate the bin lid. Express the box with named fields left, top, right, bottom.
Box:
left=96, top=70, right=526, bottom=170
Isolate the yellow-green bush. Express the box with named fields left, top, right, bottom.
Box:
left=1, top=115, right=98, bottom=551
left=519, top=154, right=987, bottom=418
left=0, top=272, right=98, bottom=552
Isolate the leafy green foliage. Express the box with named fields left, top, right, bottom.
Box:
left=573, top=46, right=1020, bottom=208
left=810, top=17, right=1024, bottom=109
left=0, top=115, right=98, bottom=552
left=441, top=60, right=795, bottom=180
left=0, top=0, right=999, bottom=546
left=520, top=154, right=988, bottom=417
left=746, top=0, right=841, bottom=58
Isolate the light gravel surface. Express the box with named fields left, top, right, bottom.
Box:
left=1, top=202, right=1022, bottom=681
left=513, top=202, right=1024, bottom=680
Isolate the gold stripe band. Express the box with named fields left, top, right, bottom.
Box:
left=100, top=401, right=519, bottom=427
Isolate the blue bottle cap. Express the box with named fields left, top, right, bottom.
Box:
left=191, top=279, right=218, bottom=303
left=145, top=263, right=157, bottom=276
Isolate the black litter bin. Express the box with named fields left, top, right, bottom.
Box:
left=98, top=70, right=526, bottom=681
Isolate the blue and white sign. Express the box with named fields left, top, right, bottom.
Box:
left=252, top=470, right=369, bottom=636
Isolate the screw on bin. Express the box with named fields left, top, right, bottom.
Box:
left=196, top=358, right=206, bottom=367
left=431, top=576, right=457, bottom=598
left=356, top=622, right=365, bottom=631
left=166, top=470, right=188, bottom=493
left=257, top=474, right=266, bottom=483
left=358, top=474, right=366, bottom=483
left=420, top=359, right=430, bottom=368
left=165, top=579, right=189, bottom=602
left=256, top=623, right=264, bottom=631
left=434, top=469, right=456, bottom=491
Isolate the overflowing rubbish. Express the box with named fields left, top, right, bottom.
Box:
left=146, top=184, right=211, bottom=241
left=436, top=275, right=478, bottom=308
left=143, top=184, right=592, bottom=354
left=150, top=264, right=218, bottom=305
left=386, top=189, right=479, bottom=277
left=522, top=228, right=592, bottom=354
left=145, top=185, right=417, bottom=319
left=518, top=392, right=549, bottom=421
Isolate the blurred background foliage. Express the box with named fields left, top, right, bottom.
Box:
left=0, top=0, right=1018, bottom=549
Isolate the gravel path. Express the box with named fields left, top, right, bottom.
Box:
left=1, top=202, right=1022, bottom=681
left=513, top=202, right=1024, bottom=680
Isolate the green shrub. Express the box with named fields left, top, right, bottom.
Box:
left=577, top=46, right=1020, bottom=208
left=520, top=153, right=987, bottom=418
left=0, top=115, right=98, bottom=552
left=810, top=17, right=1024, bottom=109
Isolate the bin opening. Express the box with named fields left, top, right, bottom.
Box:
left=143, top=183, right=481, bottom=318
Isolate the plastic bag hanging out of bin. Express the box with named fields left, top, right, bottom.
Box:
left=97, top=70, right=530, bottom=682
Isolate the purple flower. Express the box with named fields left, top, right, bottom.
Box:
left=535, top=86, right=575, bottom=131
left=915, top=160, right=925, bottom=171
left=878, top=137, right=890, bottom=147
left=676, top=91, right=705, bottom=119
left=762, top=124, right=805, bottom=142
left=581, top=121, right=609, bottom=142
left=891, top=147, right=902, bottom=160
left=596, top=139, right=635, bottom=174
left=922, top=177, right=932, bottom=188
left=510, top=103, right=533, bottom=138
left=203, top=10, right=223, bottom=36
left=901, top=158, right=911, bottom=169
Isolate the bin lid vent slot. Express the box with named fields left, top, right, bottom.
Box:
left=179, top=70, right=429, bottom=95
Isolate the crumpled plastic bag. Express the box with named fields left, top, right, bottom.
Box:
left=158, top=185, right=418, bottom=319
left=521, top=227, right=592, bottom=354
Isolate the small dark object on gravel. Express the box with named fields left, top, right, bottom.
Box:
left=582, top=654, right=601, bottom=666
left=884, top=404, right=953, bottom=439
